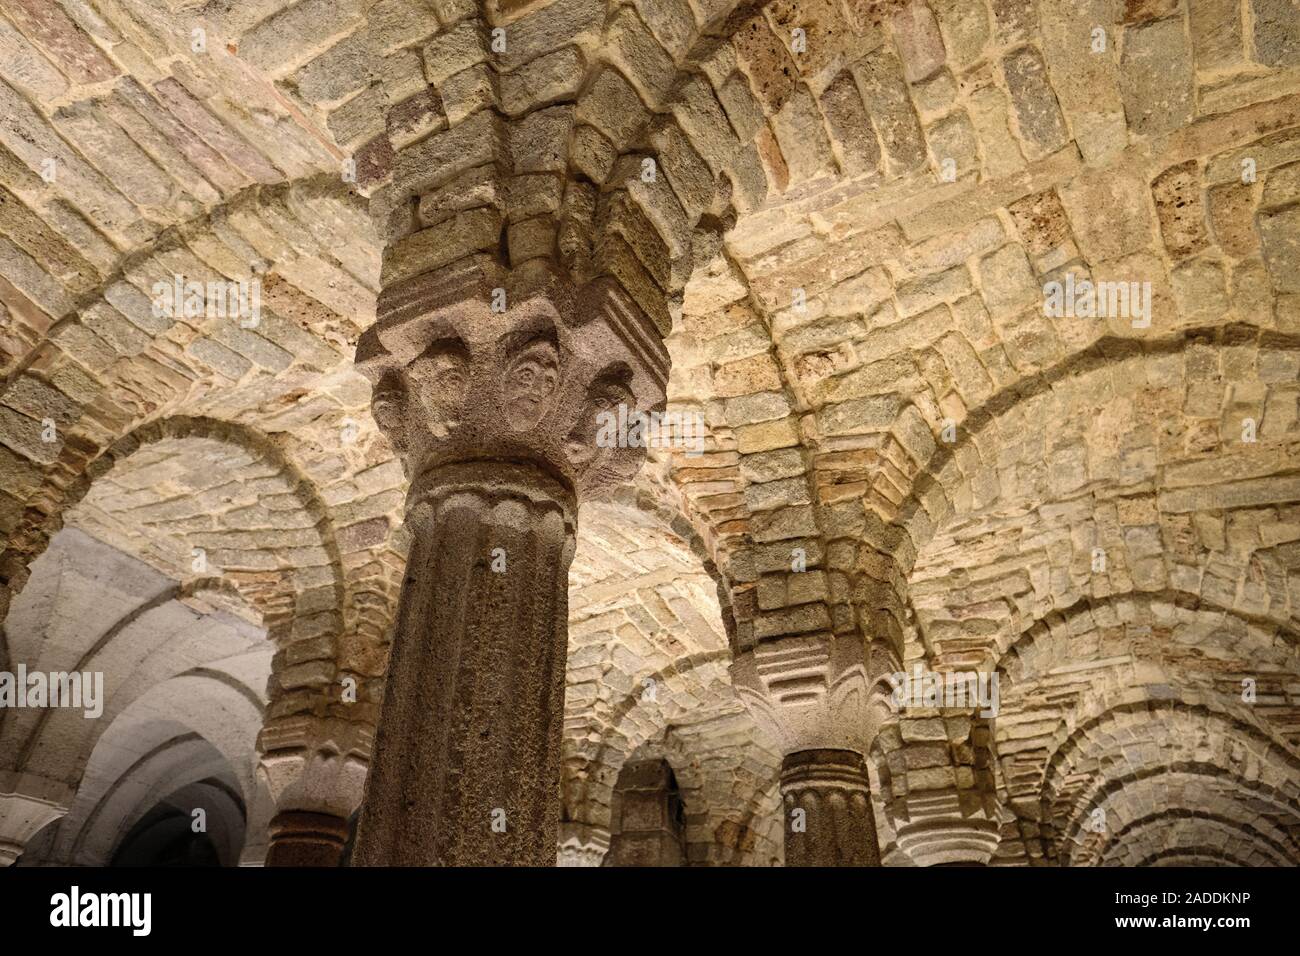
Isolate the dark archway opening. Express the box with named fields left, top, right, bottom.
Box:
left=110, top=807, right=221, bottom=867
left=604, top=758, right=687, bottom=867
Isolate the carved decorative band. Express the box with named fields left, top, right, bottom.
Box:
left=407, top=460, right=577, bottom=527
left=268, top=810, right=350, bottom=848
left=576, top=277, right=670, bottom=389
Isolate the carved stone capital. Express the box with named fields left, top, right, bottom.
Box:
left=357, top=259, right=668, bottom=504
left=556, top=821, right=610, bottom=867
left=257, top=716, right=371, bottom=819
left=893, top=789, right=1002, bottom=867
left=731, top=632, right=875, bottom=756
left=0, top=772, right=71, bottom=866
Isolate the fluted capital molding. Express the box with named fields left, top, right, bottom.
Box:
left=556, top=821, right=610, bottom=867
left=731, top=631, right=874, bottom=756
left=257, top=716, right=372, bottom=818
left=0, top=772, right=72, bottom=866
left=781, top=748, right=873, bottom=795
left=356, top=259, right=668, bottom=504
left=265, top=810, right=351, bottom=868
left=893, top=789, right=1001, bottom=867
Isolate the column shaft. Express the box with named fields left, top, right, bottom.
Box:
left=352, top=463, right=574, bottom=866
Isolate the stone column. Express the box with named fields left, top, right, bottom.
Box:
left=604, top=759, right=687, bottom=867
left=356, top=465, right=574, bottom=865
left=733, top=632, right=886, bottom=867
left=350, top=262, right=665, bottom=866
left=0, top=772, right=70, bottom=866
left=258, top=717, right=370, bottom=867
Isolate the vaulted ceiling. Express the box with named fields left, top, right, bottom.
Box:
left=0, top=0, right=1298, bottom=865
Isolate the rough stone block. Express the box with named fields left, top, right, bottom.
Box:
left=1151, top=161, right=1210, bottom=259
left=381, top=206, right=503, bottom=284
left=930, top=0, right=989, bottom=70
left=1190, top=0, right=1246, bottom=71
left=1059, top=167, right=1155, bottom=262
left=576, top=67, right=650, bottom=145
left=422, top=18, right=488, bottom=85
left=240, top=0, right=363, bottom=75
left=3, top=0, right=118, bottom=84
left=500, top=45, right=584, bottom=116
left=732, top=14, right=799, bottom=113
left=1119, top=15, right=1194, bottom=137
left=1259, top=203, right=1300, bottom=293
left=890, top=0, right=946, bottom=82
left=0, top=19, right=68, bottom=100
left=1002, top=46, right=1068, bottom=159
left=852, top=47, right=927, bottom=173
left=440, top=63, right=496, bottom=126
left=770, top=86, right=836, bottom=183
left=818, top=71, right=881, bottom=174
left=510, top=105, right=573, bottom=173
left=1253, top=0, right=1300, bottom=66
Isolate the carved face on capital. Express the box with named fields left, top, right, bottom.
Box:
left=564, top=364, right=638, bottom=482
left=407, top=337, right=471, bottom=436
left=362, top=315, right=570, bottom=470
left=370, top=370, right=410, bottom=456
left=501, top=331, right=560, bottom=431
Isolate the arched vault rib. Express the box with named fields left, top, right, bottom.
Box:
left=900, top=326, right=1300, bottom=580
left=0, top=174, right=394, bottom=654
left=996, top=590, right=1300, bottom=685
left=69, top=415, right=347, bottom=644
left=1087, top=809, right=1298, bottom=869
left=1037, top=696, right=1300, bottom=863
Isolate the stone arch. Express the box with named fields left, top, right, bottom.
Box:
left=564, top=649, right=784, bottom=863
left=561, top=480, right=787, bottom=864
left=1060, top=764, right=1300, bottom=867
left=602, top=754, right=689, bottom=866
left=997, top=590, right=1300, bottom=686
left=899, top=326, right=1300, bottom=673
left=109, top=777, right=248, bottom=866
left=902, top=326, right=1300, bottom=575
left=985, top=587, right=1300, bottom=864
left=0, top=528, right=271, bottom=811
left=63, top=415, right=346, bottom=642
left=5, top=573, right=271, bottom=868
left=0, top=174, right=388, bottom=616
left=1130, top=847, right=1254, bottom=868
left=1035, top=693, right=1300, bottom=864
left=61, top=731, right=251, bottom=867
left=1082, top=806, right=1299, bottom=869
left=565, top=648, right=732, bottom=822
